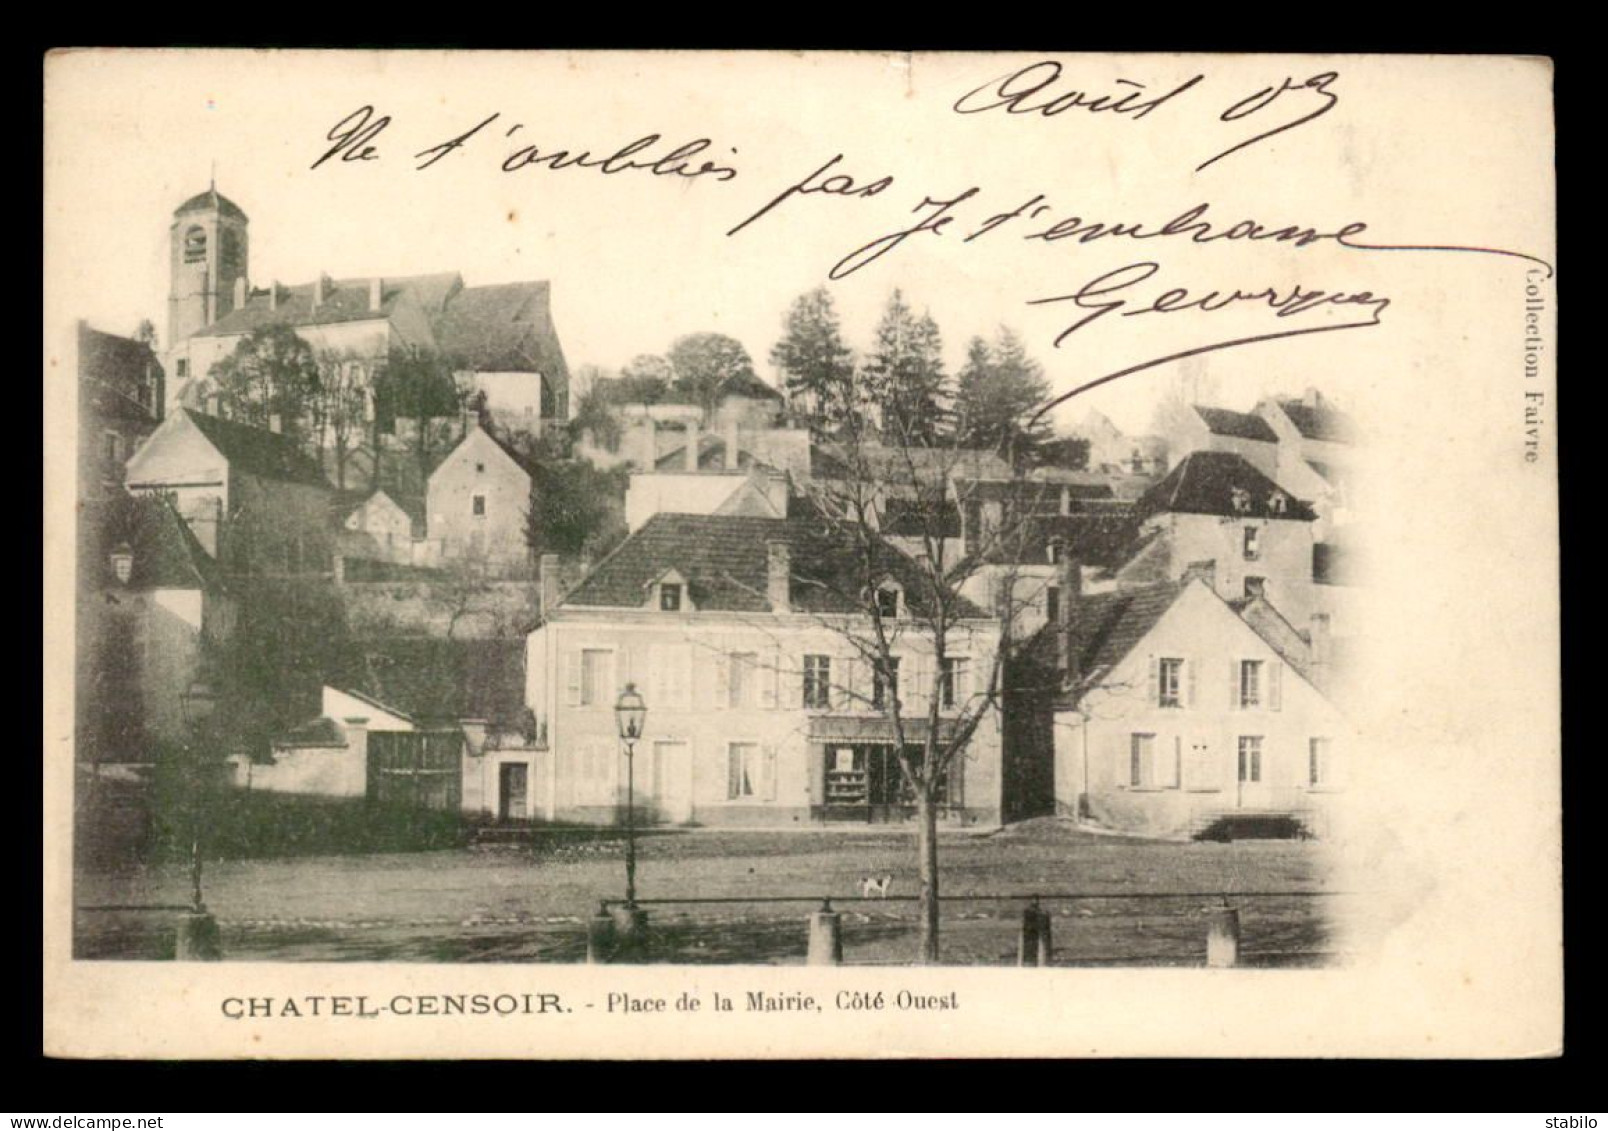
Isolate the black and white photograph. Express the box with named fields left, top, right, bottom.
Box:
left=43, top=49, right=1558, bottom=1059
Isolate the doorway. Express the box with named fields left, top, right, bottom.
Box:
left=652, top=740, right=693, bottom=824
left=499, top=762, right=529, bottom=821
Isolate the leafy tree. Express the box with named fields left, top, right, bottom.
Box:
left=952, top=327, right=1054, bottom=466
left=667, top=332, right=760, bottom=414
left=770, top=287, right=856, bottom=438
left=863, top=290, right=949, bottom=445
left=207, top=323, right=321, bottom=441
left=525, top=459, right=629, bottom=562
left=373, top=345, right=465, bottom=481
left=616, top=354, right=675, bottom=405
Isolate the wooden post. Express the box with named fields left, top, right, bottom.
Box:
left=807, top=900, right=843, bottom=966
left=610, top=904, right=650, bottom=963
left=1019, top=901, right=1048, bottom=967
left=1033, top=905, right=1054, bottom=967
left=1207, top=906, right=1241, bottom=968
left=586, top=907, right=616, bottom=964
left=174, top=910, right=221, bottom=961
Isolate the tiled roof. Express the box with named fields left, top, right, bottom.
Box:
left=175, top=188, right=247, bottom=222
left=1278, top=398, right=1357, bottom=443
left=1062, top=582, right=1185, bottom=686
left=201, top=273, right=462, bottom=336
left=813, top=442, right=1015, bottom=485
left=561, top=510, right=987, bottom=618
left=275, top=716, right=346, bottom=749
left=1135, top=451, right=1316, bottom=522
left=357, top=638, right=527, bottom=727
left=1194, top=405, right=1279, bottom=443
left=95, top=493, right=221, bottom=591
left=435, top=282, right=569, bottom=381
left=183, top=410, right=330, bottom=487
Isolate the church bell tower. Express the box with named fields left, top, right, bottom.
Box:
left=167, top=184, right=249, bottom=349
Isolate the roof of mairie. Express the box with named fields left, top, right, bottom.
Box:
left=200, top=273, right=463, bottom=337
left=183, top=409, right=330, bottom=488
left=1193, top=405, right=1280, bottom=443
left=560, top=510, right=987, bottom=618
left=1277, top=398, right=1357, bottom=443
left=1135, top=450, right=1316, bottom=522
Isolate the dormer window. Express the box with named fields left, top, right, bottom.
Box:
left=1230, top=486, right=1253, bottom=514
left=875, top=583, right=902, bottom=620
left=1268, top=491, right=1287, bottom=515
left=647, top=569, right=694, bottom=613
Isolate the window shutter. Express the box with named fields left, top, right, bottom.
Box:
left=911, top=653, right=930, bottom=711
left=1230, top=660, right=1239, bottom=710
left=1147, top=657, right=1159, bottom=705
left=726, top=744, right=740, bottom=800
left=762, top=745, right=778, bottom=800
left=1269, top=661, right=1283, bottom=711
left=565, top=650, right=582, bottom=707
left=714, top=651, right=730, bottom=710
left=839, top=655, right=859, bottom=713
left=955, top=657, right=971, bottom=706
left=616, top=646, right=633, bottom=696
left=1187, top=659, right=1198, bottom=707
left=783, top=654, right=804, bottom=710
left=762, top=652, right=780, bottom=709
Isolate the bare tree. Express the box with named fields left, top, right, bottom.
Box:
left=313, top=348, right=372, bottom=491
left=788, top=395, right=1059, bottom=962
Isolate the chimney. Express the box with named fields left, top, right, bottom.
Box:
left=1054, top=539, right=1083, bottom=689
left=370, top=276, right=384, bottom=313
left=1304, top=386, right=1322, bottom=409
left=636, top=417, right=656, bottom=471
left=233, top=276, right=247, bottom=310
left=766, top=540, right=791, bottom=613
left=725, top=420, right=741, bottom=470
left=1182, top=560, right=1216, bottom=590
left=685, top=421, right=701, bottom=472
left=313, top=274, right=328, bottom=310
left=269, top=281, right=280, bottom=311
left=540, top=553, right=562, bottom=617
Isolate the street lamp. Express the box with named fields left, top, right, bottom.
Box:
left=179, top=680, right=218, bottom=915
left=613, top=683, right=647, bottom=908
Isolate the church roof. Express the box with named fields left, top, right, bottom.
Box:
left=174, top=188, right=247, bottom=222
left=435, top=282, right=569, bottom=380
left=201, top=273, right=463, bottom=336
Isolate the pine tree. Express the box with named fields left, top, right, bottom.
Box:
left=952, top=326, right=1054, bottom=463
left=864, top=290, right=949, bottom=444
left=770, top=287, right=856, bottom=438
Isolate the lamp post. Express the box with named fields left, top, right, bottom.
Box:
left=613, top=683, right=647, bottom=907
left=175, top=679, right=220, bottom=960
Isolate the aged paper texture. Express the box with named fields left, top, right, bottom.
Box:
left=43, top=49, right=1559, bottom=1059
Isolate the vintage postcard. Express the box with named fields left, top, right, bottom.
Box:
left=42, top=49, right=1559, bottom=1059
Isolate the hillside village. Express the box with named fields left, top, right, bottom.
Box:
left=75, top=185, right=1363, bottom=854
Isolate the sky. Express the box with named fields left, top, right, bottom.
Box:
left=45, top=50, right=1552, bottom=438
